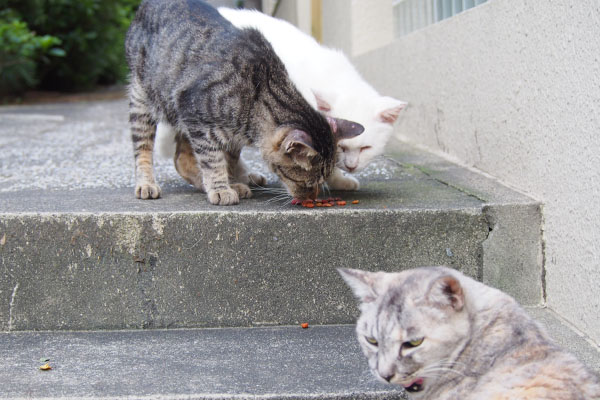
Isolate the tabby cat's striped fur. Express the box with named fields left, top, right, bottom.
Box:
left=125, top=0, right=363, bottom=205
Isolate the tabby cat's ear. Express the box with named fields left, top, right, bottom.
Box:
left=338, top=268, right=379, bottom=303
left=327, top=117, right=365, bottom=141
left=427, top=275, right=464, bottom=311
left=282, top=129, right=318, bottom=170
left=377, top=96, right=407, bottom=124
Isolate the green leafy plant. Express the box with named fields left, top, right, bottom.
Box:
left=0, top=9, right=64, bottom=96
left=2, top=0, right=140, bottom=92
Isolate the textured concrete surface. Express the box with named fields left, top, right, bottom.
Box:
left=387, top=144, right=544, bottom=303
left=0, top=98, right=542, bottom=331
left=350, top=0, right=600, bottom=344
left=0, top=325, right=407, bottom=399
left=0, top=315, right=597, bottom=400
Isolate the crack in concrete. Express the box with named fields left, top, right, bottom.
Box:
left=8, top=282, right=19, bottom=331
left=388, top=157, right=488, bottom=203
left=539, top=204, right=548, bottom=304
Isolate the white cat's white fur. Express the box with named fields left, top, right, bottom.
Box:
left=156, top=7, right=406, bottom=191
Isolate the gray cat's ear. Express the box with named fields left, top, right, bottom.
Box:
left=427, top=275, right=464, bottom=311
left=327, top=117, right=365, bottom=141
left=377, top=96, right=407, bottom=124
left=338, top=268, right=379, bottom=303
left=282, top=129, right=318, bottom=169
left=313, top=91, right=332, bottom=112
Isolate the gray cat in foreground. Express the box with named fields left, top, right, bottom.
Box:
left=339, top=266, right=600, bottom=399
left=125, top=0, right=363, bottom=205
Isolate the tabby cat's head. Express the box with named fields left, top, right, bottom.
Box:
left=262, top=117, right=364, bottom=200
left=338, top=267, right=470, bottom=397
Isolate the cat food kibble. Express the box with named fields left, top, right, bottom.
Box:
left=293, top=197, right=359, bottom=208
left=39, top=363, right=52, bottom=371
left=301, top=322, right=309, bottom=329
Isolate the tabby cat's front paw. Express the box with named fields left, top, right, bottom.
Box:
left=327, top=172, right=360, bottom=191
left=231, top=183, right=252, bottom=199
left=247, top=172, right=267, bottom=187
left=135, top=182, right=162, bottom=199
left=207, top=187, right=240, bottom=205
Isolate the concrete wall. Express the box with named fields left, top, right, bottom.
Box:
left=333, top=0, right=600, bottom=343
left=321, top=0, right=393, bottom=56
left=263, top=0, right=312, bottom=36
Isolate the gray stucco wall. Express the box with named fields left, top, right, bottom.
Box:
left=345, top=0, right=600, bottom=343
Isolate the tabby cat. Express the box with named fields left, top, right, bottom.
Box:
left=339, top=267, right=600, bottom=399
left=125, top=0, right=363, bottom=205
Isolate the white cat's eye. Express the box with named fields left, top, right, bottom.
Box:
left=360, top=146, right=372, bottom=152
left=403, top=337, right=424, bottom=348
left=365, top=337, right=378, bottom=346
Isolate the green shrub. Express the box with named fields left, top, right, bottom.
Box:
left=3, top=0, right=139, bottom=92
left=0, top=9, right=64, bottom=96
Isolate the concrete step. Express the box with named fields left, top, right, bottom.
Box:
left=0, top=324, right=407, bottom=400
left=1, top=311, right=597, bottom=399
left=0, top=99, right=542, bottom=331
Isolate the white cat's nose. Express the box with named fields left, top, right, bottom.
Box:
left=346, top=165, right=356, bottom=172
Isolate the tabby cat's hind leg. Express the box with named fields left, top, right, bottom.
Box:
left=175, top=136, right=205, bottom=191
left=129, top=82, right=161, bottom=199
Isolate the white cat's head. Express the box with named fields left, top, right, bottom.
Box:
left=315, top=93, right=406, bottom=172
left=338, top=267, right=470, bottom=397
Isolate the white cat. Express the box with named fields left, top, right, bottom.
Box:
left=157, top=7, right=406, bottom=191
left=219, top=8, right=407, bottom=190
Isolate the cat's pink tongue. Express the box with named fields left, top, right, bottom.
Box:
left=404, top=378, right=424, bottom=389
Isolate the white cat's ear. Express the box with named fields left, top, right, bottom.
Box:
left=327, top=117, right=365, bottom=141
left=338, top=268, right=379, bottom=303
left=313, top=91, right=332, bottom=112
left=282, top=129, right=318, bottom=170
left=427, top=275, right=464, bottom=311
left=377, top=97, right=407, bottom=124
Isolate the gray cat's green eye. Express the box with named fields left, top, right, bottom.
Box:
left=365, top=337, right=378, bottom=346
left=403, top=337, right=424, bottom=348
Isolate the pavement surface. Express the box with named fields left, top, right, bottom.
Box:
left=0, top=98, right=598, bottom=400
left=0, top=325, right=407, bottom=400
left=0, top=98, right=543, bottom=330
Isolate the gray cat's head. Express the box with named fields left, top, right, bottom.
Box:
left=338, top=267, right=470, bottom=396
left=262, top=117, right=364, bottom=200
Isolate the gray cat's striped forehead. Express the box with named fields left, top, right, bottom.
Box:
left=377, top=266, right=455, bottom=299
left=360, top=267, right=459, bottom=334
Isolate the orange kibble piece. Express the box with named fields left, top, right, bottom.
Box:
left=352, top=200, right=360, bottom=204
left=336, top=201, right=346, bottom=206
left=39, top=363, right=52, bottom=371
left=301, top=322, right=309, bottom=329
left=323, top=203, right=333, bottom=207
left=302, top=202, right=315, bottom=208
